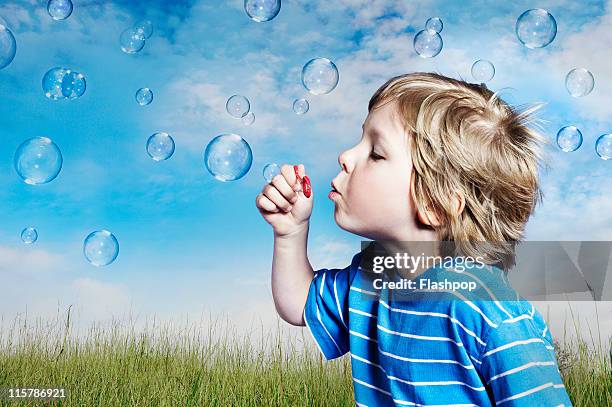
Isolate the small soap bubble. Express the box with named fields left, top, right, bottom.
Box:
left=134, top=19, right=153, bottom=39
left=293, top=98, right=309, bottom=115
left=471, top=59, right=495, bottom=82
left=301, top=58, right=339, bottom=95
left=565, top=68, right=594, bottom=98
left=595, top=134, right=612, bottom=160
left=226, top=95, right=251, bottom=118
left=135, top=87, right=153, bottom=106
left=263, top=163, right=280, bottom=183
left=242, top=111, right=255, bottom=126
left=14, top=137, right=63, bottom=185
left=425, top=17, right=443, bottom=33
left=556, top=126, right=583, bottom=152
left=61, top=70, right=86, bottom=99
left=413, top=29, right=443, bottom=58
left=204, top=134, right=253, bottom=182
left=83, top=230, right=119, bottom=267
left=42, top=67, right=67, bottom=99
left=47, top=0, right=73, bottom=21
left=244, top=0, right=281, bottom=22
left=120, top=28, right=145, bottom=54
left=21, top=227, right=38, bottom=244
left=515, top=9, right=557, bottom=49
left=0, top=24, right=16, bottom=70
left=146, top=132, right=175, bottom=161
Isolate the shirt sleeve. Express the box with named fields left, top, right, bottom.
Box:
left=303, top=253, right=360, bottom=360
left=478, top=316, right=573, bottom=406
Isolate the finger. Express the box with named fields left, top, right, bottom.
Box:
left=271, top=173, right=298, bottom=204
left=256, top=194, right=279, bottom=213
left=263, top=184, right=293, bottom=212
left=281, top=164, right=300, bottom=192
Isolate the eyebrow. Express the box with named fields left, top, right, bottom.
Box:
left=363, top=125, right=390, bottom=147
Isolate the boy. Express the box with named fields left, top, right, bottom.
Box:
left=255, top=73, right=572, bottom=406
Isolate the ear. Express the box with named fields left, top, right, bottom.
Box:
left=416, top=192, right=465, bottom=227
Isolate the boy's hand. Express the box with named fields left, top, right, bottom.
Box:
left=255, top=164, right=313, bottom=237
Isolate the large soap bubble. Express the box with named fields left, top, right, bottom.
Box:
left=293, top=98, right=309, bottom=115
left=134, top=19, right=153, bottom=39
left=0, top=24, right=16, bottom=70
left=565, top=68, right=594, bottom=97
left=471, top=60, right=495, bottom=82
left=21, top=227, right=38, bottom=244
left=244, top=0, right=281, bottom=22
left=425, top=17, right=443, bottom=33
left=135, top=87, right=153, bottom=106
left=413, top=29, right=443, bottom=58
left=61, top=70, right=86, bottom=99
left=47, top=0, right=73, bottom=20
left=556, top=126, right=583, bottom=152
left=120, top=28, right=145, bottom=54
left=146, top=132, right=175, bottom=161
left=226, top=95, right=251, bottom=118
left=14, top=137, right=63, bottom=185
left=595, top=134, right=612, bottom=160
left=83, top=230, right=119, bottom=267
left=515, top=9, right=557, bottom=49
left=263, top=163, right=280, bottom=183
left=302, top=58, right=339, bottom=95
left=242, top=111, right=255, bottom=126
left=204, top=134, right=253, bottom=181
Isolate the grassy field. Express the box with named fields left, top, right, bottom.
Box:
left=0, top=309, right=610, bottom=406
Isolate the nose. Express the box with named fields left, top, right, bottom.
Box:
left=338, top=149, right=354, bottom=173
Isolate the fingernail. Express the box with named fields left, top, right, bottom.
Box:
left=286, top=206, right=293, bottom=212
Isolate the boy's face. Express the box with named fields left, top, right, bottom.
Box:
left=330, top=101, right=437, bottom=242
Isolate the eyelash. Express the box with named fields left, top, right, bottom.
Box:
left=370, top=151, right=384, bottom=161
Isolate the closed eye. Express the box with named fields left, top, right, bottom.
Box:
left=370, top=150, right=384, bottom=161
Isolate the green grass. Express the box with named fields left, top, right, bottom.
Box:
left=0, top=308, right=610, bottom=406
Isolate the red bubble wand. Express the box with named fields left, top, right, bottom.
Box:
left=293, top=165, right=311, bottom=198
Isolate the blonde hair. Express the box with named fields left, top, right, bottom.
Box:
left=369, top=72, right=547, bottom=270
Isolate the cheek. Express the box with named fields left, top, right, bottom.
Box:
left=348, top=168, right=412, bottom=216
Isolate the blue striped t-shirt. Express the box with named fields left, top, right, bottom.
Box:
left=303, top=248, right=573, bottom=406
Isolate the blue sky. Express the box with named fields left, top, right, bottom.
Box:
left=0, top=0, right=611, bottom=341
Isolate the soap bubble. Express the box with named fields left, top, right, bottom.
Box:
left=301, top=58, right=339, bottom=95
left=43, top=67, right=85, bottom=99
left=21, top=227, right=38, bottom=244
left=120, top=28, right=145, bottom=54
left=226, top=95, right=250, bottom=118
left=47, top=0, right=73, bottom=20
left=425, top=17, right=443, bottom=33
left=42, top=67, right=67, bottom=99
left=61, top=70, right=86, bottom=99
left=293, top=98, right=309, bottom=115
left=556, top=126, right=583, bottom=152
left=515, top=9, right=557, bottom=49
left=204, top=134, right=253, bottom=182
left=471, top=59, right=495, bottom=82
left=595, top=134, right=612, bottom=160
left=135, top=87, right=153, bottom=106
left=0, top=24, right=16, bottom=70
left=242, top=111, right=255, bottom=126
left=413, top=29, right=443, bottom=58
left=263, top=163, right=280, bottom=182
left=134, top=19, right=153, bottom=39
left=565, top=68, right=594, bottom=98
left=14, top=137, right=63, bottom=185
left=244, top=0, right=281, bottom=22
left=263, top=163, right=280, bottom=183
left=146, top=132, right=175, bottom=161
left=83, top=230, right=119, bottom=267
